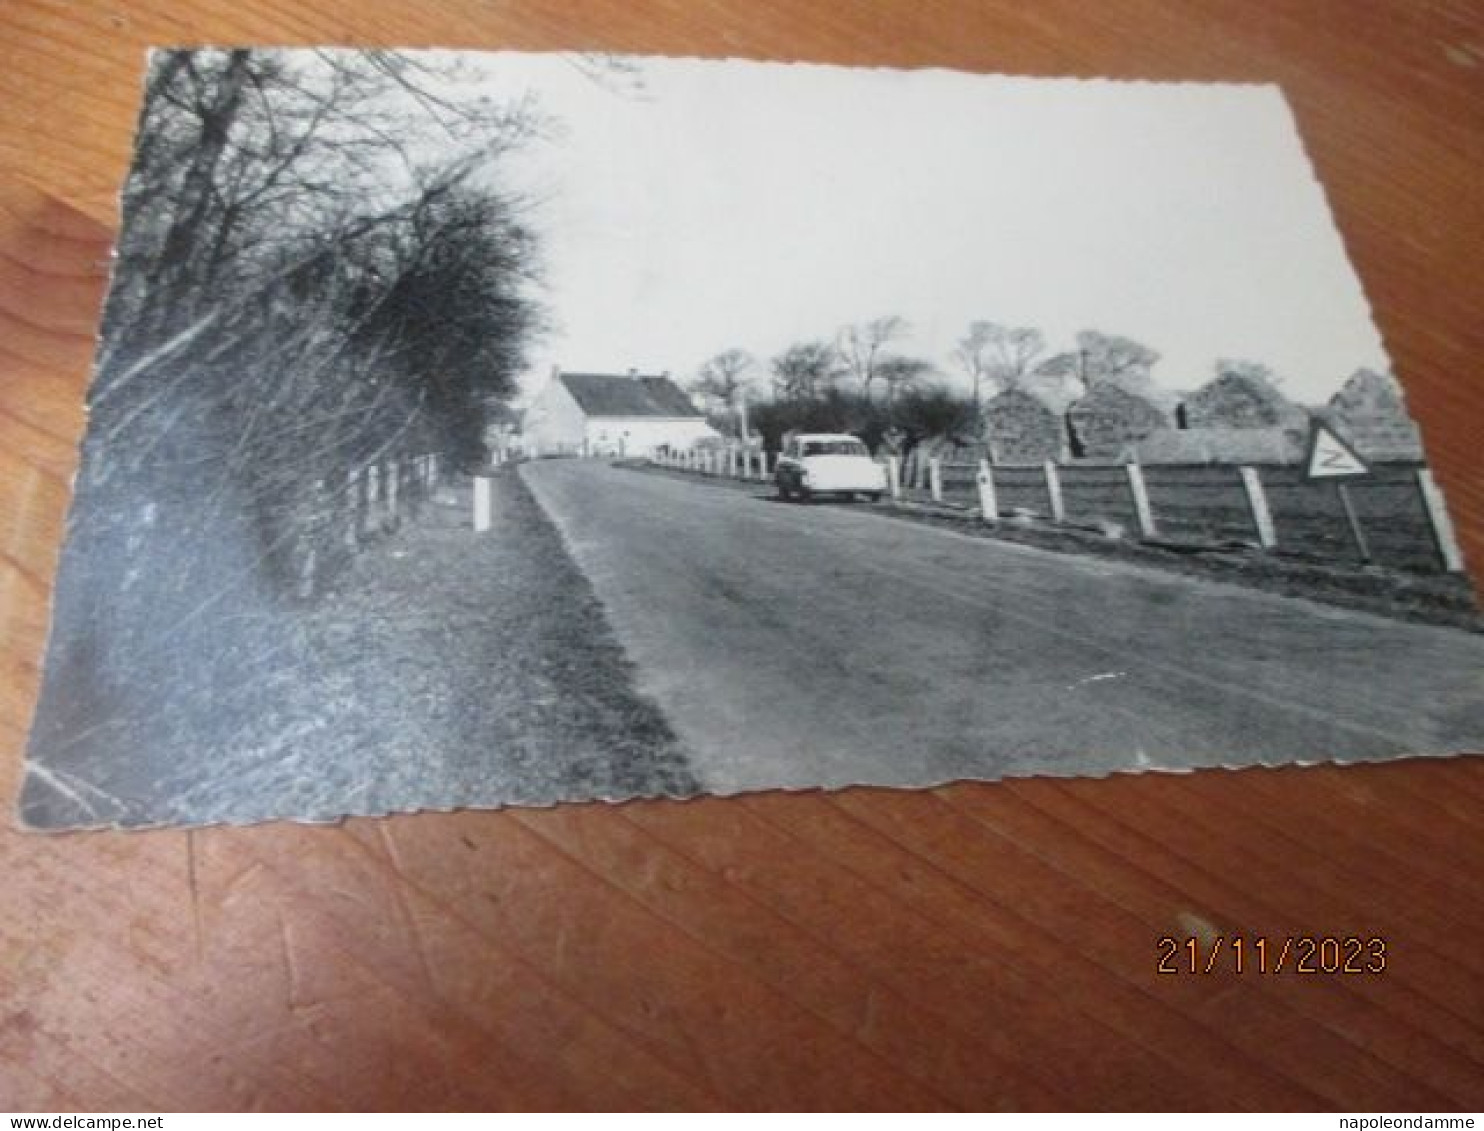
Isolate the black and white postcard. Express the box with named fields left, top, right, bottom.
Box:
left=20, top=49, right=1482, bottom=828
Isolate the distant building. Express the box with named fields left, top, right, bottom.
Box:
left=1067, top=379, right=1175, bottom=460
left=1130, top=427, right=1303, bottom=465
left=1321, top=368, right=1423, bottom=462
left=981, top=379, right=1081, bottom=465
left=1180, top=370, right=1309, bottom=435
left=1162, top=369, right=1310, bottom=464
left=523, top=368, right=720, bottom=457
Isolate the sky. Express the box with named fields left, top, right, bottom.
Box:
left=437, top=52, right=1391, bottom=405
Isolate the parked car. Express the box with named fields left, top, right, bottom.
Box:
left=774, top=433, right=886, bottom=502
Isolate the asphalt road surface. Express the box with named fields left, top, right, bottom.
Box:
left=523, top=460, right=1484, bottom=794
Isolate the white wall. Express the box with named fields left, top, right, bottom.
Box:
left=585, top=417, right=719, bottom=457
left=523, top=376, right=588, bottom=455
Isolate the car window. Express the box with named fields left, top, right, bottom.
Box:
left=802, top=440, right=868, bottom=456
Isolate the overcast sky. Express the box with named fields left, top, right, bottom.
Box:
left=447, top=52, right=1391, bottom=405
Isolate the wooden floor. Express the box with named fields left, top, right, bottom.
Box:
left=2, top=0, right=1482, bottom=1111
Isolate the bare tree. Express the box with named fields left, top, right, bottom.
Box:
left=688, top=348, right=758, bottom=436
left=1215, top=357, right=1283, bottom=387
left=876, top=355, right=934, bottom=409
left=952, top=321, right=1045, bottom=404
left=770, top=341, right=840, bottom=400
left=1074, top=330, right=1160, bottom=386
left=92, top=48, right=548, bottom=595
left=106, top=48, right=545, bottom=372
left=690, top=348, right=756, bottom=408
left=836, top=315, right=909, bottom=399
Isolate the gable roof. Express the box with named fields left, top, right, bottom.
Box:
left=988, top=374, right=1084, bottom=416
left=558, top=372, right=703, bottom=418
left=1069, top=376, right=1178, bottom=419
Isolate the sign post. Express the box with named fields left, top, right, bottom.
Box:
left=1305, top=422, right=1371, bottom=563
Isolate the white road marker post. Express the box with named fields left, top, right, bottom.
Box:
left=1238, top=466, right=1277, bottom=549
left=1416, top=467, right=1464, bottom=573
left=976, top=459, right=997, bottom=523
left=473, top=475, right=492, bottom=533
left=1043, top=460, right=1065, bottom=523
left=365, top=463, right=382, bottom=535
left=1125, top=461, right=1156, bottom=538
left=728, top=449, right=738, bottom=478
left=386, top=460, right=400, bottom=526
left=346, top=468, right=362, bottom=547
left=929, top=457, right=944, bottom=504
left=887, top=456, right=902, bottom=500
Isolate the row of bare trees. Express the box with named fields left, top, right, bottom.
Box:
left=688, top=319, right=1166, bottom=423
left=87, top=48, right=547, bottom=598
left=690, top=315, right=1295, bottom=456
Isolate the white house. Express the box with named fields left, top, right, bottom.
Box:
left=523, top=367, right=720, bottom=457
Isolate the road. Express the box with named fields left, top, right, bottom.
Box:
left=523, top=460, right=1484, bottom=794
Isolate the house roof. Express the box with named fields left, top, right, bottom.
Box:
left=1069, top=375, right=1179, bottom=418
left=559, top=372, right=703, bottom=419
left=987, top=375, right=1084, bottom=416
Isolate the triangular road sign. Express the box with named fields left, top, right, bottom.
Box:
left=1305, top=422, right=1369, bottom=479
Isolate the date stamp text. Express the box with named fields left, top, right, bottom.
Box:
left=1157, top=935, right=1387, bottom=975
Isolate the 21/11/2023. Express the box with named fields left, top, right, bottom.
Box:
left=1157, top=935, right=1387, bottom=975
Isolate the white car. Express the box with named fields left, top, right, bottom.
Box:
left=774, top=433, right=887, bottom=502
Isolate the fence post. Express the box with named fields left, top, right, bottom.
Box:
left=386, top=460, right=400, bottom=526
left=976, top=459, right=997, bottom=522
left=1043, top=460, right=1065, bottom=522
left=1416, top=468, right=1464, bottom=572
left=364, top=463, right=381, bottom=535
left=929, top=458, right=943, bottom=504
left=887, top=456, right=902, bottom=500
left=728, top=449, right=738, bottom=478
left=1418, top=467, right=1465, bottom=572
left=1124, top=461, right=1156, bottom=538
left=1238, top=466, right=1277, bottom=549
left=759, top=451, right=769, bottom=478
left=346, top=468, right=362, bottom=547
left=473, top=476, right=492, bottom=533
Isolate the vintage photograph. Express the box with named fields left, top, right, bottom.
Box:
left=20, top=48, right=1483, bottom=828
